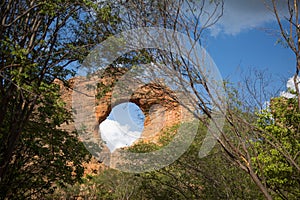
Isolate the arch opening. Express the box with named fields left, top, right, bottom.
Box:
left=99, top=102, right=145, bottom=152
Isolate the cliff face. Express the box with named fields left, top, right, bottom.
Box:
left=57, top=67, right=193, bottom=173
left=59, top=67, right=190, bottom=143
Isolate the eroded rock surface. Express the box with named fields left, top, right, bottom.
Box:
left=57, top=66, right=193, bottom=173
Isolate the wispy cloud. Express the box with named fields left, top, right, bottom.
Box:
left=207, top=0, right=289, bottom=36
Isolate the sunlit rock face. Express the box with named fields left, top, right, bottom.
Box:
left=56, top=66, right=193, bottom=173
left=58, top=66, right=189, bottom=144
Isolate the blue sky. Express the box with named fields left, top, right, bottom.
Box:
left=100, top=102, right=145, bottom=152
left=99, top=0, right=298, bottom=151
left=207, top=29, right=295, bottom=82
left=201, top=0, right=296, bottom=89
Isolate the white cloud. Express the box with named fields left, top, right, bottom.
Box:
left=206, top=0, right=290, bottom=36
left=99, top=119, right=142, bottom=152
left=280, top=76, right=300, bottom=99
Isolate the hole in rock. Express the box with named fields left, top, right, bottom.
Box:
left=99, top=102, right=145, bottom=152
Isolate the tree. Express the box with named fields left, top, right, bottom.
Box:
left=0, top=0, right=119, bottom=198
left=0, top=84, right=90, bottom=199
left=146, top=1, right=300, bottom=198
left=271, top=0, right=300, bottom=111
left=72, top=1, right=300, bottom=199
left=253, top=96, right=300, bottom=199
left=133, top=121, right=264, bottom=200
left=49, top=122, right=265, bottom=199
left=79, top=1, right=280, bottom=199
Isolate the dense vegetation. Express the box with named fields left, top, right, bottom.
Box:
left=46, top=96, right=300, bottom=199
left=48, top=121, right=265, bottom=199
left=0, top=0, right=117, bottom=198
left=0, top=0, right=299, bottom=199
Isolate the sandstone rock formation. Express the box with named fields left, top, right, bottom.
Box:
left=57, top=66, right=194, bottom=173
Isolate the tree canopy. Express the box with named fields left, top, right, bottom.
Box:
left=0, top=0, right=118, bottom=198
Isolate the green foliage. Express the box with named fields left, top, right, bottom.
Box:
left=128, top=123, right=179, bottom=153
left=50, top=121, right=264, bottom=200
left=48, top=169, right=142, bottom=199
left=253, top=97, right=300, bottom=199
left=0, top=82, right=91, bottom=199
left=0, top=0, right=120, bottom=198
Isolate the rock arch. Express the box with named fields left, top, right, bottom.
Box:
left=93, top=67, right=183, bottom=142
left=56, top=66, right=194, bottom=173
left=58, top=66, right=190, bottom=144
